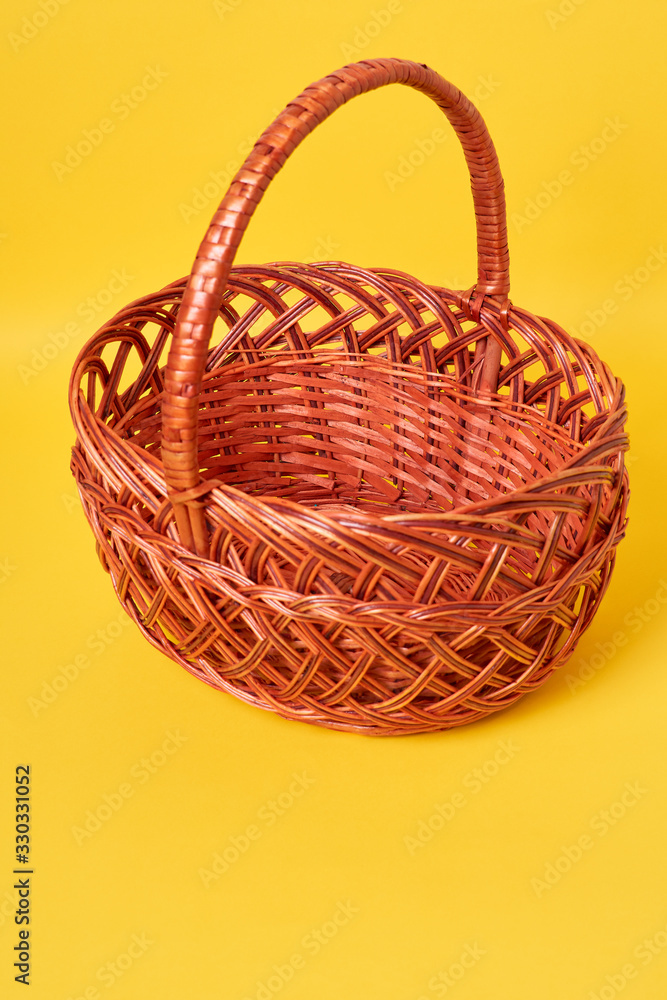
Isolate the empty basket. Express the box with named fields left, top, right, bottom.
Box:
left=69, top=58, right=629, bottom=735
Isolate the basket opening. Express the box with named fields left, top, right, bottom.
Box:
left=117, top=351, right=582, bottom=525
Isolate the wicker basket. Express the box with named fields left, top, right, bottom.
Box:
left=69, top=58, right=629, bottom=735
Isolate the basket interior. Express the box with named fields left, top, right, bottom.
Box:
left=118, top=352, right=583, bottom=517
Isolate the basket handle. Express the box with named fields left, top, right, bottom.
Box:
left=162, top=57, right=510, bottom=555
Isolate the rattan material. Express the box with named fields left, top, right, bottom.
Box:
left=69, top=59, right=629, bottom=735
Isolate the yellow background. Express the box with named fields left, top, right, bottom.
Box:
left=2, top=0, right=667, bottom=996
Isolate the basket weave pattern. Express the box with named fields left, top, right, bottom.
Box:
left=70, top=60, right=629, bottom=734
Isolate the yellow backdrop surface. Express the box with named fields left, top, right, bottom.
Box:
left=2, top=0, right=667, bottom=997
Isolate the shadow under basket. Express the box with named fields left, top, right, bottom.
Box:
left=69, top=59, right=629, bottom=735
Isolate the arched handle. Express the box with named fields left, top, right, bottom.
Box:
left=162, top=57, right=510, bottom=555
